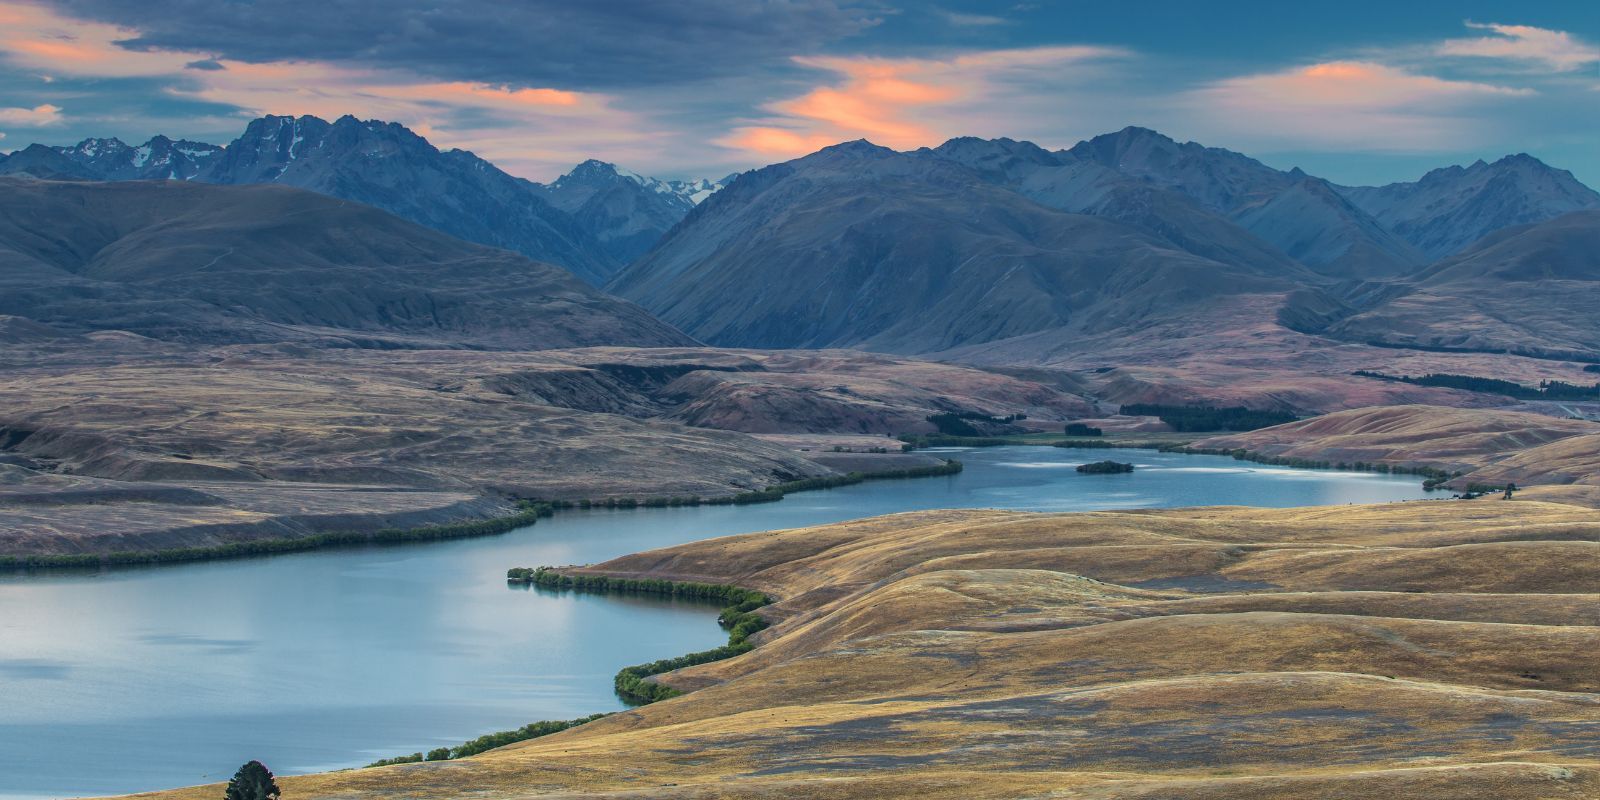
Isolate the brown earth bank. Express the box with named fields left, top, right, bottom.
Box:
left=943, top=292, right=1600, bottom=415
left=1193, top=405, right=1600, bottom=489
left=131, top=500, right=1600, bottom=800
left=0, top=343, right=1082, bottom=557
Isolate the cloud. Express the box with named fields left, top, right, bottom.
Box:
left=39, top=0, right=879, bottom=91
left=0, top=3, right=192, bottom=76
left=1438, top=22, right=1600, bottom=72
left=719, top=45, right=1127, bottom=159
left=1185, top=60, right=1532, bottom=152
left=939, top=9, right=1009, bottom=27
left=0, top=102, right=63, bottom=125
left=0, top=1, right=664, bottom=179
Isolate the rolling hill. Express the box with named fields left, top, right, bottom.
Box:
left=140, top=499, right=1600, bottom=800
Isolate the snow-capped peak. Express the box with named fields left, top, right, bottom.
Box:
left=71, top=137, right=129, bottom=158
left=550, top=159, right=732, bottom=206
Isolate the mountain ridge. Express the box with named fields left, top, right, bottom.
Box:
left=0, top=115, right=730, bottom=285
left=609, top=139, right=1307, bottom=353
left=0, top=176, right=693, bottom=350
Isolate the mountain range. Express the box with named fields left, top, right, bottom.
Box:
left=611, top=130, right=1600, bottom=360
left=5, top=118, right=1599, bottom=367
left=608, top=140, right=1316, bottom=352
left=0, top=114, right=731, bottom=285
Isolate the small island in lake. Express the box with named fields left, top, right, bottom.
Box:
left=1077, top=460, right=1135, bottom=474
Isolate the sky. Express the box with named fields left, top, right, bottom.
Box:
left=0, top=0, right=1597, bottom=186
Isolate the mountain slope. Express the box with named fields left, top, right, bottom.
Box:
left=0, top=177, right=693, bottom=349
left=919, top=137, right=1314, bottom=279
left=1064, top=127, right=1425, bottom=278
left=1338, top=154, right=1600, bottom=259
left=538, top=160, right=733, bottom=265
left=1230, top=176, right=1425, bottom=279
left=199, top=114, right=621, bottom=284
left=610, top=141, right=1304, bottom=353
left=5, top=116, right=731, bottom=284
left=1324, top=210, right=1600, bottom=359
left=59, top=136, right=223, bottom=180
left=0, top=144, right=100, bottom=180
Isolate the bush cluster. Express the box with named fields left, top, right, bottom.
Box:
left=1353, top=370, right=1600, bottom=401
left=1120, top=404, right=1298, bottom=432
left=925, top=411, right=1025, bottom=436
left=365, top=713, right=610, bottom=768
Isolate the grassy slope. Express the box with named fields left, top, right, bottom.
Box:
left=1193, top=404, right=1600, bottom=489
left=133, top=500, right=1600, bottom=800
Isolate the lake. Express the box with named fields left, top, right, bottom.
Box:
left=0, top=446, right=1434, bottom=798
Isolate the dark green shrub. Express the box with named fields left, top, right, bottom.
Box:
left=1353, top=371, right=1600, bottom=400
left=224, top=761, right=279, bottom=800
left=1120, top=404, right=1297, bottom=432
left=366, top=714, right=610, bottom=767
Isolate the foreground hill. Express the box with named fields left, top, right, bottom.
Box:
left=610, top=141, right=1305, bottom=353
left=143, top=500, right=1600, bottom=799
left=0, top=177, right=690, bottom=350
left=1320, top=211, right=1600, bottom=360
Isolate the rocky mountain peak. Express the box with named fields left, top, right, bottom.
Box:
left=817, top=139, right=895, bottom=158
left=1340, top=151, right=1600, bottom=259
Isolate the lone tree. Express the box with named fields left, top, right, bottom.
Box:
left=224, top=760, right=280, bottom=800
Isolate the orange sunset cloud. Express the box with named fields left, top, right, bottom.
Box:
left=0, top=0, right=643, bottom=178
left=1187, top=60, right=1533, bottom=151
left=720, top=46, right=1125, bottom=160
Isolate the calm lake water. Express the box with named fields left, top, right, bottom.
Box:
left=0, top=446, right=1433, bottom=798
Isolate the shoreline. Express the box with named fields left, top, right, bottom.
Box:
left=0, top=460, right=962, bottom=572
left=359, top=571, right=773, bottom=769
left=508, top=569, right=773, bottom=704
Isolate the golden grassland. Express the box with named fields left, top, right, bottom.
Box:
left=1196, top=404, right=1600, bottom=489
left=133, top=499, right=1600, bottom=800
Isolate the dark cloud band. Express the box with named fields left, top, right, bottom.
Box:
left=44, top=0, right=879, bottom=90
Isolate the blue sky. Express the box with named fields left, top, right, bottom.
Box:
left=1, top=1, right=1596, bottom=185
